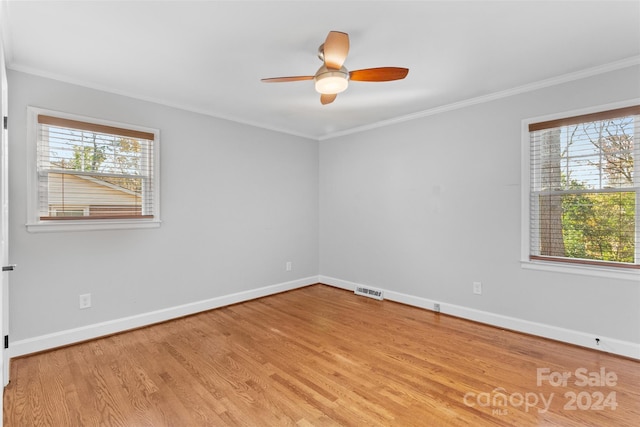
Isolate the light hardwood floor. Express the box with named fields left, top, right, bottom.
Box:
left=3, top=284, right=640, bottom=426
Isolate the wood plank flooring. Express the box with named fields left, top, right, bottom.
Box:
left=4, top=284, right=640, bottom=426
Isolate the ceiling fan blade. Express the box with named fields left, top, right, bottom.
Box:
left=349, top=67, right=409, bottom=82
left=261, top=76, right=314, bottom=83
left=323, top=31, right=349, bottom=69
left=320, top=93, right=337, bottom=105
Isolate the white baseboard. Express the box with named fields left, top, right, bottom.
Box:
left=11, top=275, right=639, bottom=361
left=10, top=276, right=319, bottom=358
left=319, top=275, right=640, bottom=360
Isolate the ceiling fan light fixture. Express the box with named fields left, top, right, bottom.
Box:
left=314, top=67, right=349, bottom=94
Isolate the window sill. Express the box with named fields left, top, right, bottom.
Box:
left=521, top=259, right=640, bottom=281
left=26, top=218, right=161, bottom=233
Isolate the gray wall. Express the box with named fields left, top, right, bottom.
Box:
left=8, top=71, right=319, bottom=341
left=319, top=65, right=640, bottom=345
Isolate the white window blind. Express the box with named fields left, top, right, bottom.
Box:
left=528, top=105, right=639, bottom=269
left=37, top=114, right=156, bottom=221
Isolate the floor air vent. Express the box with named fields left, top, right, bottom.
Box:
left=354, top=286, right=384, bottom=300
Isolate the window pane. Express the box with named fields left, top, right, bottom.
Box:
left=40, top=126, right=149, bottom=177
left=559, top=117, right=634, bottom=190
left=37, top=117, right=154, bottom=220
left=530, top=109, right=638, bottom=267
left=41, top=173, right=145, bottom=218
left=537, top=192, right=636, bottom=263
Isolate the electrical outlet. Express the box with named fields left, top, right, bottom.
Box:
left=473, top=281, right=482, bottom=295
left=285, top=261, right=292, bottom=272
left=79, top=293, right=91, bottom=309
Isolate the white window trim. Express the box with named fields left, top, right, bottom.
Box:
left=521, top=99, right=640, bottom=281
left=26, top=107, right=161, bottom=232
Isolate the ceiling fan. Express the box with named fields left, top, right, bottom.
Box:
left=261, top=31, right=409, bottom=105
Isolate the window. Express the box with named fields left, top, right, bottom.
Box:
left=523, top=103, right=639, bottom=274
left=27, top=108, right=160, bottom=232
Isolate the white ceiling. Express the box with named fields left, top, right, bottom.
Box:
left=2, top=0, right=639, bottom=140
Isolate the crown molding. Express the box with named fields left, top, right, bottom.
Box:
left=319, top=56, right=640, bottom=141
left=6, top=63, right=319, bottom=141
